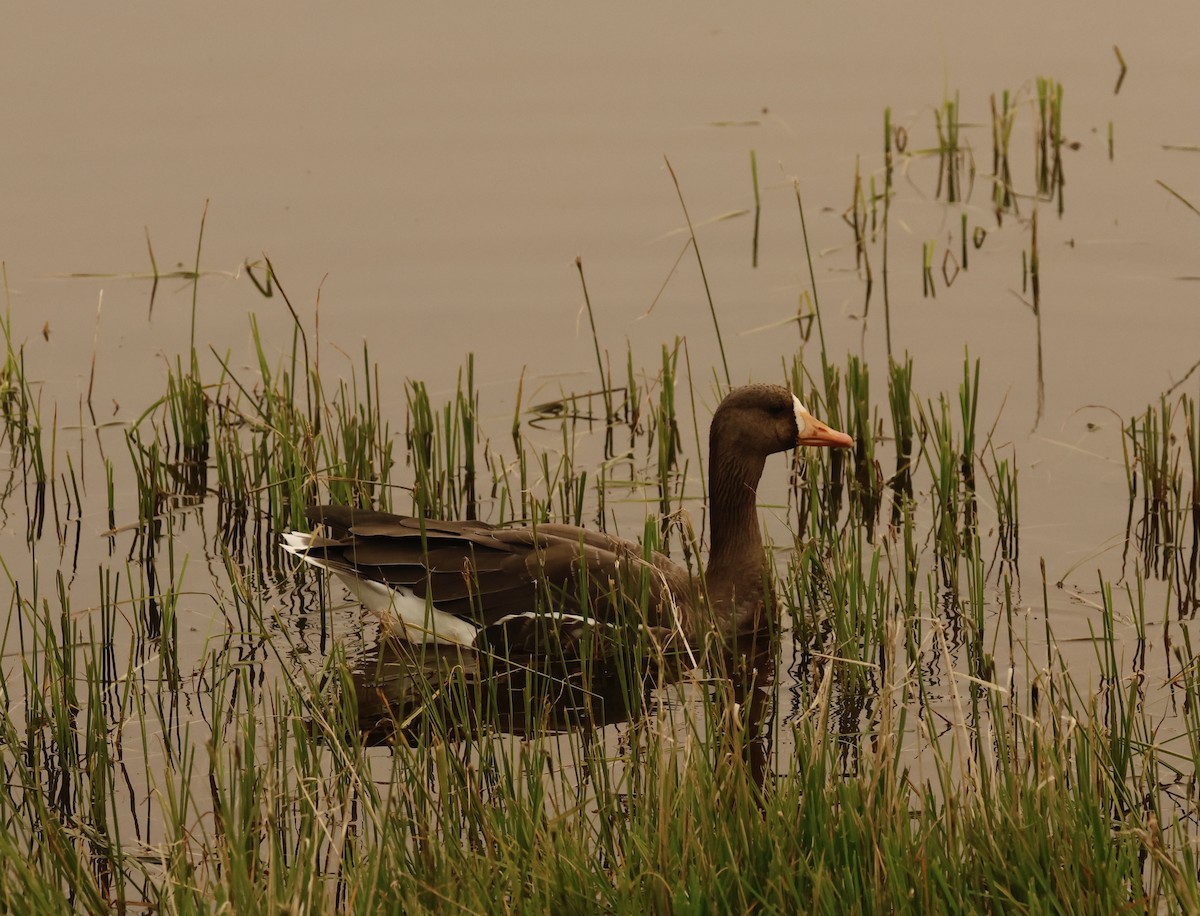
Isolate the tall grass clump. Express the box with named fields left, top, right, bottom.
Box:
left=1125, top=385, right=1200, bottom=615
left=406, top=362, right=480, bottom=521
left=1036, top=76, right=1066, bottom=215
left=933, top=90, right=970, bottom=204
left=990, top=90, right=1017, bottom=218
left=0, top=296, right=49, bottom=535
left=4, top=301, right=1200, bottom=912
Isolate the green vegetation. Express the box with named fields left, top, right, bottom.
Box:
left=1, top=275, right=1197, bottom=910
left=0, top=77, right=1198, bottom=913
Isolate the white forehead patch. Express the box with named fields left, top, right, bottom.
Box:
left=792, top=395, right=810, bottom=437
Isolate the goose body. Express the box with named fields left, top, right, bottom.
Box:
left=282, top=384, right=852, bottom=650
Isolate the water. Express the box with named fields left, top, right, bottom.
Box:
left=4, top=4, right=1196, bottom=398
left=0, top=2, right=1198, bottom=890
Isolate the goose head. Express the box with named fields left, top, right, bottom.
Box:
left=705, top=384, right=853, bottom=596
left=709, top=384, right=853, bottom=459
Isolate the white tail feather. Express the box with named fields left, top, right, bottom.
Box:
left=281, top=529, right=479, bottom=647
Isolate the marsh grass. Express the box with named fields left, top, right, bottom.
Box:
left=886, top=355, right=915, bottom=525
left=933, top=91, right=970, bottom=204
left=843, top=156, right=875, bottom=320
left=1125, top=388, right=1200, bottom=615
left=0, top=294, right=49, bottom=536
left=858, top=79, right=1067, bottom=339
left=881, top=108, right=895, bottom=357
left=4, top=288, right=1200, bottom=911
left=990, top=90, right=1017, bottom=219
left=749, top=149, right=762, bottom=268
left=983, top=446, right=1020, bottom=566
left=1036, top=77, right=1067, bottom=215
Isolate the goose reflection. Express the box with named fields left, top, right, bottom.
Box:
left=350, top=636, right=682, bottom=745
left=348, top=634, right=776, bottom=792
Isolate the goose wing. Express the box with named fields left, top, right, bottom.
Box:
left=299, top=506, right=691, bottom=640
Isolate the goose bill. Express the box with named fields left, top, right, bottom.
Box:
left=797, top=413, right=854, bottom=449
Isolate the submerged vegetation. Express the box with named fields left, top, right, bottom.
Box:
left=0, top=76, right=1199, bottom=913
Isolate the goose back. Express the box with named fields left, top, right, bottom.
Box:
left=292, top=505, right=693, bottom=650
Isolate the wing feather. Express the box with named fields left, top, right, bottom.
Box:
left=295, top=505, right=692, bottom=635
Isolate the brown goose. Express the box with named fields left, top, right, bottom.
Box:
left=281, top=384, right=852, bottom=651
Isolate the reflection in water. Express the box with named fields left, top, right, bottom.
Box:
left=1126, top=488, right=1200, bottom=618
left=1031, top=210, right=1045, bottom=431
left=348, top=634, right=777, bottom=788
left=350, top=638, right=665, bottom=744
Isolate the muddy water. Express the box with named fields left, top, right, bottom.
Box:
left=3, top=4, right=1196, bottom=403
left=1, top=1, right=1198, bottom=818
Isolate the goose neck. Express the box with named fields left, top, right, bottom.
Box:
left=706, top=445, right=767, bottom=575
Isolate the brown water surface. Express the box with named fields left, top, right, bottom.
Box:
left=1, top=0, right=1198, bottom=855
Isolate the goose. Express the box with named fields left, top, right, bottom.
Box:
left=281, top=384, right=852, bottom=652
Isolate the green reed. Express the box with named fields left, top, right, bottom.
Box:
left=990, top=90, right=1017, bottom=218
left=574, top=257, right=615, bottom=456
left=920, top=393, right=963, bottom=587
left=844, top=356, right=880, bottom=530
left=845, top=156, right=875, bottom=316
left=787, top=352, right=847, bottom=531
left=205, top=312, right=396, bottom=541
left=853, top=81, right=1076, bottom=363
left=664, top=156, right=730, bottom=388
left=881, top=107, right=894, bottom=358
left=1124, top=387, right=1199, bottom=612
left=750, top=148, right=761, bottom=268
left=622, top=348, right=641, bottom=450
left=921, top=240, right=936, bottom=298
left=959, top=356, right=980, bottom=500
left=0, top=296, right=22, bottom=445
left=845, top=156, right=868, bottom=273
left=406, top=380, right=446, bottom=519
left=933, top=90, right=966, bottom=204
left=0, top=310, right=49, bottom=533
left=653, top=342, right=682, bottom=533
left=1186, top=392, right=1199, bottom=533
left=984, top=447, right=1020, bottom=563
left=6, top=340, right=1200, bottom=913
left=886, top=355, right=914, bottom=525
left=1036, top=77, right=1066, bottom=215
left=165, top=356, right=208, bottom=457
left=1128, top=397, right=1180, bottom=559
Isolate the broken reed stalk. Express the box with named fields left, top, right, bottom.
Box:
left=663, top=155, right=730, bottom=389
left=882, top=107, right=894, bottom=359
left=750, top=149, right=761, bottom=269
left=575, top=256, right=614, bottom=455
